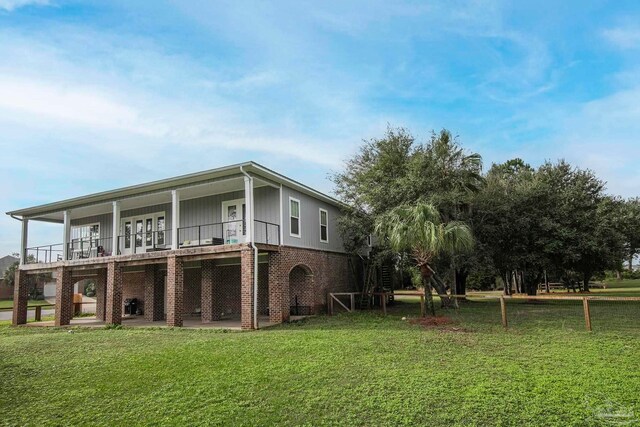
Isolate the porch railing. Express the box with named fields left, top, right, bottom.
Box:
left=25, top=244, right=64, bottom=264
left=116, top=230, right=171, bottom=255
left=23, top=220, right=281, bottom=264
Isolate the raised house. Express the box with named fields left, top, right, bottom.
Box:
left=7, top=162, right=355, bottom=329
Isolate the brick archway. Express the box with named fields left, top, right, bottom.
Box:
left=288, top=264, right=314, bottom=316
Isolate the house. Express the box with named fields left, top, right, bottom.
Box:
left=7, top=162, right=355, bottom=329
left=0, top=255, right=19, bottom=299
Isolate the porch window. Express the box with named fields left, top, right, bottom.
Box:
left=319, top=208, right=328, bottom=243
left=71, top=223, right=100, bottom=244
left=290, top=197, right=301, bottom=238
left=157, top=216, right=165, bottom=245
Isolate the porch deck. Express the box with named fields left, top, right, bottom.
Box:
left=24, top=315, right=308, bottom=330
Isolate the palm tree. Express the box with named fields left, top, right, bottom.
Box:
left=375, top=202, right=474, bottom=314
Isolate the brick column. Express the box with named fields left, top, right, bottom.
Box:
left=268, top=251, right=290, bottom=324
left=201, top=260, right=213, bottom=323
left=166, top=255, right=184, bottom=327
left=241, top=247, right=255, bottom=330
left=54, top=267, right=74, bottom=326
left=95, top=268, right=106, bottom=321
left=105, top=261, right=123, bottom=325
left=144, top=264, right=164, bottom=322
left=12, top=269, right=28, bottom=325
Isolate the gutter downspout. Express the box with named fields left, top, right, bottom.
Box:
left=240, top=166, right=259, bottom=330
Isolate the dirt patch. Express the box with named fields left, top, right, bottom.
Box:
left=408, top=316, right=470, bottom=332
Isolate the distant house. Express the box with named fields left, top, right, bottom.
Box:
left=0, top=255, right=19, bottom=299
left=7, top=162, right=356, bottom=328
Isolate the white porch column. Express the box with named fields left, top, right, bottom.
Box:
left=171, top=190, right=180, bottom=250
left=279, top=184, right=284, bottom=245
left=112, top=201, right=121, bottom=255
left=243, top=176, right=253, bottom=243
left=62, top=210, right=71, bottom=261
left=20, top=218, right=28, bottom=265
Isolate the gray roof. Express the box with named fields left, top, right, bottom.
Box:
left=6, top=161, right=346, bottom=218
left=0, top=255, right=19, bottom=274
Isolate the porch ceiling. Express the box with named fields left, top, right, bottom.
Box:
left=28, top=176, right=273, bottom=223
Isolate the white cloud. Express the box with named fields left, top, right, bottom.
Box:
left=602, top=27, right=640, bottom=50
left=0, top=0, right=49, bottom=11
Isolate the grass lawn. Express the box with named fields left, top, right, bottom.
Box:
left=1, top=300, right=639, bottom=426
left=0, top=299, right=53, bottom=310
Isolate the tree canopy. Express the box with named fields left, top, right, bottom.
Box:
left=333, top=126, right=632, bottom=298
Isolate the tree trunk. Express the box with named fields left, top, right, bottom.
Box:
left=629, top=255, right=634, bottom=272
left=419, top=265, right=454, bottom=308
left=422, top=278, right=436, bottom=316
left=582, top=271, right=591, bottom=292
left=616, top=270, right=622, bottom=280
left=455, top=269, right=467, bottom=297
left=544, top=270, right=550, bottom=293
left=503, top=272, right=511, bottom=295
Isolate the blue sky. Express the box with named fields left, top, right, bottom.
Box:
left=1, top=0, right=639, bottom=254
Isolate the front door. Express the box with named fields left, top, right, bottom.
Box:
left=221, top=199, right=246, bottom=244
left=120, top=213, right=165, bottom=255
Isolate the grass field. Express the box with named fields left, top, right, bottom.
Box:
left=1, top=299, right=639, bottom=426
left=0, top=299, right=52, bottom=310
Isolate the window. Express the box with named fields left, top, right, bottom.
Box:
left=71, top=223, right=100, bottom=243
left=319, top=208, right=328, bottom=243
left=290, top=197, right=301, bottom=237
left=157, top=216, right=165, bottom=245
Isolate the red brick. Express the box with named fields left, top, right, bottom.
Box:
left=12, top=269, right=28, bottom=326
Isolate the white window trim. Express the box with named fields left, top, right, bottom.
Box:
left=70, top=222, right=100, bottom=241
left=319, top=208, right=329, bottom=243
left=289, top=197, right=301, bottom=238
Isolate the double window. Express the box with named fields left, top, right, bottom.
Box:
left=290, top=197, right=301, bottom=238
left=319, top=208, right=328, bottom=243
left=71, top=223, right=100, bottom=243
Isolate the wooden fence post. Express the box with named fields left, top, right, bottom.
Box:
left=583, top=297, right=592, bottom=332
left=350, top=293, right=355, bottom=312
left=381, top=293, right=387, bottom=316
left=329, top=294, right=334, bottom=316
left=500, top=296, right=508, bottom=329
left=35, top=306, right=42, bottom=322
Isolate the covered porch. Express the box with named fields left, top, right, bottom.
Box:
left=12, top=243, right=306, bottom=330
left=19, top=171, right=281, bottom=265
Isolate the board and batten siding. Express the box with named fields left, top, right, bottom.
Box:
left=281, top=185, right=345, bottom=253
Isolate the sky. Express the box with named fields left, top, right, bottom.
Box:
left=1, top=0, right=639, bottom=255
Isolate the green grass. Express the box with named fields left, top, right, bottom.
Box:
left=1, top=300, right=639, bottom=426
left=0, top=299, right=53, bottom=310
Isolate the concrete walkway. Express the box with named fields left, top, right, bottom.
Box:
left=25, top=315, right=284, bottom=330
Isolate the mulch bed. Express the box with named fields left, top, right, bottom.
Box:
left=408, top=316, right=470, bottom=332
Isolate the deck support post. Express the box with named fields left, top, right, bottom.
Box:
left=12, top=269, right=28, bottom=325
left=166, top=255, right=183, bottom=327
left=105, top=261, right=123, bottom=325
left=54, top=266, right=74, bottom=326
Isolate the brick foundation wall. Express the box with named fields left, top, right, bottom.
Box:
left=123, top=271, right=145, bottom=314
left=183, top=267, right=201, bottom=315
left=268, top=246, right=354, bottom=316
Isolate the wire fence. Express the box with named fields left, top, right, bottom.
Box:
left=329, top=291, right=640, bottom=332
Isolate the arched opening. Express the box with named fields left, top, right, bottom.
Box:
left=289, top=264, right=314, bottom=316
